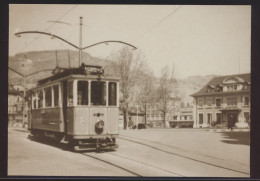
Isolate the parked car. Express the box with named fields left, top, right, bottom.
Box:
left=138, top=123, right=146, bottom=129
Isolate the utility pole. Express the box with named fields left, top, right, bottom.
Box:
left=137, top=105, right=139, bottom=128
left=79, top=16, right=83, bottom=66
left=22, top=64, right=26, bottom=128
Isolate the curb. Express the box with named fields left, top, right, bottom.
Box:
left=13, top=128, right=29, bottom=133
left=207, top=129, right=250, bottom=132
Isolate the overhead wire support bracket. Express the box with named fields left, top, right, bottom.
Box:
left=15, top=31, right=79, bottom=49
left=15, top=17, right=138, bottom=68
left=82, top=40, right=137, bottom=50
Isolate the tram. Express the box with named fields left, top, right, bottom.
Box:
left=27, top=63, right=120, bottom=151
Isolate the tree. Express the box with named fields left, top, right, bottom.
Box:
left=135, top=67, right=156, bottom=125
left=156, top=64, right=178, bottom=127
left=106, top=47, right=145, bottom=129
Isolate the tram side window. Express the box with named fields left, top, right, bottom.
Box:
left=37, top=90, right=43, bottom=108
left=67, top=81, right=74, bottom=106
left=32, top=92, right=37, bottom=109
left=108, top=82, right=117, bottom=106
left=53, top=85, right=59, bottom=107
left=27, top=92, right=31, bottom=109
left=91, top=81, right=106, bottom=106
left=77, top=81, right=88, bottom=105
left=45, top=87, right=52, bottom=107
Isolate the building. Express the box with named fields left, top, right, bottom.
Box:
left=145, top=103, right=165, bottom=128
left=128, top=111, right=145, bottom=128
left=191, top=73, right=250, bottom=128
left=8, top=85, right=27, bottom=124
left=169, top=106, right=194, bottom=128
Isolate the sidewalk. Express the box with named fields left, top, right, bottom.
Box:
left=204, top=128, right=250, bottom=132
left=8, top=124, right=29, bottom=133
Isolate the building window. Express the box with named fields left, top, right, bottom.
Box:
left=37, top=89, right=43, bottom=108
left=45, top=87, right=52, bottom=107
left=67, top=81, right=74, bottom=106
left=227, top=98, right=237, bottom=106
left=216, top=98, right=221, bottom=107
left=173, top=116, right=177, bottom=120
left=53, top=85, right=59, bottom=107
left=216, top=113, right=222, bottom=124
left=108, top=82, right=117, bottom=106
left=77, top=81, right=88, bottom=105
left=227, top=84, right=238, bottom=91
left=244, top=85, right=249, bottom=90
left=244, top=96, right=250, bottom=106
left=199, top=114, right=203, bottom=124
left=198, top=99, right=204, bottom=107
left=207, top=113, right=212, bottom=126
left=91, top=81, right=106, bottom=106
left=227, top=85, right=230, bottom=91
left=206, top=99, right=212, bottom=107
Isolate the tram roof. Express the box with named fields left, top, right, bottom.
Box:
left=31, top=64, right=120, bottom=90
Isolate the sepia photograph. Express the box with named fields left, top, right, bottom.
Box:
left=8, top=4, right=251, bottom=177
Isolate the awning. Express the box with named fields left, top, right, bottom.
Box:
left=219, top=108, right=241, bottom=112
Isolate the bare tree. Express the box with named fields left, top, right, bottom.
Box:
left=135, top=67, right=156, bottom=125
left=107, top=47, right=145, bottom=129
left=156, top=64, right=177, bottom=127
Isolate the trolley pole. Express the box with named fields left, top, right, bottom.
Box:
left=79, top=16, right=83, bottom=67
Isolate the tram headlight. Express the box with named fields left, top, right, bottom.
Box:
left=95, top=120, right=104, bottom=134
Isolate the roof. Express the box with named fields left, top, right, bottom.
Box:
left=37, top=64, right=105, bottom=85
left=8, top=89, right=23, bottom=96
left=190, top=73, right=250, bottom=97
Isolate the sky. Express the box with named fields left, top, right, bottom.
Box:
left=9, top=4, right=251, bottom=79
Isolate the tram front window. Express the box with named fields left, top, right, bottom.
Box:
left=108, top=82, right=117, bottom=106
left=91, top=81, right=106, bottom=106
left=67, top=81, right=74, bottom=106
left=77, top=81, right=88, bottom=105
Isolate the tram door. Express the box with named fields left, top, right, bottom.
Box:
left=62, top=81, right=68, bottom=134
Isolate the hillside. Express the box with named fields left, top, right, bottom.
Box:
left=8, top=50, right=112, bottom=87
left=176, top=75, right=217, bottom=105
left=8, top=50, right=216, bottom=103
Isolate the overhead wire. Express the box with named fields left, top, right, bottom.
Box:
left=132, top=5, right=182, bottom=44
left=17, top=5, right=78, bottom=53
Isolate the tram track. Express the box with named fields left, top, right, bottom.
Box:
left=81, top=152, right=141, bottom=176
left=118, top=135, right=249, bottom=176
left=107, top=152, right=184, bottom=176
left=81, top=151, right=183, bottom=177
left=119, top=134, right=248, bottom=166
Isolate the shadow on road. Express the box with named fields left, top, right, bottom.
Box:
left=27, top=135, right=116, bottom=153
left=220, top=131, right=250, bottom=146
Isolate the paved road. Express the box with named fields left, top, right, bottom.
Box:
left=8, top=128, right=250, bottom=177
left=8, top=129, right=135, bottom=176
left=119, top=129, right=250, bottom=166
